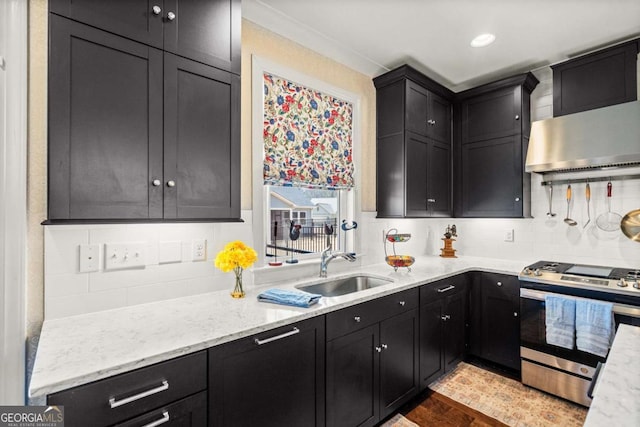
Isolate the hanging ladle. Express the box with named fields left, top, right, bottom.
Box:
left=564, top=184, right=577, bottom=226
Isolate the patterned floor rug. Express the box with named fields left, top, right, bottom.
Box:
left=381, top=413, right=420, bottom=427
left=428, top=362, right=588, bottom=427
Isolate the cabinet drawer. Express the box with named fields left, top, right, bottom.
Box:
left=115, top=391, right=207, bottom=427
left=327, top=288, right=418, bottom=340
left=48, top=351, right=207, bottom=427
left=420, top=276, right=466, bottom=305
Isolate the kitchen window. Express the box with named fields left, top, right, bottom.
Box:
left=252, top=56, right=360, bottom=266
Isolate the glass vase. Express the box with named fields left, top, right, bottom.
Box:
left=231, top=267, right=245, bottom=298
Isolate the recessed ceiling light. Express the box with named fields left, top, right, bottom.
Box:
left=470, top=33, right=496, bottom=48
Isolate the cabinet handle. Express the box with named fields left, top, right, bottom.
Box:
left=152, top=5, right=162, bottom=15
left=152, top=179, right=161, bottom=187
left=514, top=312, right=518, bottom=317
left=515, top=197, right=521, bottom=202
left=381, top=344, right=388, bottom=350
left=167, top=11, right=176, bottom=21
left=354, top=316, right=361, bottom=322
left=109, top=381, right=169, bottom=409
left=441, top=315, right=451, bottom=321
left=437, top=285, right=455, bottom=293
left=496, top=281, right=502, bottom=287
left=375, top=346, right=382, bottom=353
left=166, top=180, right=176, bottom=187
left=431, top=119, right=436, bottom=125
left=142, top=411, right=170, bottom=427
left=515, top=115, right=520, bottom=120
left=427, top=198, right=436, bottom=203
left=254, top=327, right=300, bottom=345
left=398, top=301, right=406, bottom=306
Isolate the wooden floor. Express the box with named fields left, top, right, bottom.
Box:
left=398, top=389, right=509, bottom=427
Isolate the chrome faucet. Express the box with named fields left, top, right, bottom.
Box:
left=319, top=245, right=357, bottom=278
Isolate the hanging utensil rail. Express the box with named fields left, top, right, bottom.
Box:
left=540, top=173, right=640, bottom=186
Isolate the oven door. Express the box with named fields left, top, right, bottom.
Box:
left=520, top=287, right=640, bottom=406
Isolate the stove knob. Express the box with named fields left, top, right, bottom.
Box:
left=523, top=267, right=532, bottom=275
left=617, top=279, right=628, bottom=288
left=534, top=268, right=542, bottom=277
left=633, top=281, right=640, bottom=290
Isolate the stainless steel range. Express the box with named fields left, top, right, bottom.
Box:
left=518, top=261, right=640, bottom=407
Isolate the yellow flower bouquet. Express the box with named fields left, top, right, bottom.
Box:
left=214, top=241, right=258, bottom=298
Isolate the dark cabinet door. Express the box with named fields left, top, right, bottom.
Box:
left=326, top=325, right=379, bottom=427
left=49, top=0, right=164, bottom=48
left=405, top=81, right=429, bottom=136
left=462, top=86, right=522, bottom=143
left=163, top=0, right=241, bottom=74
left=428, top=140, right=451, bottom=216
left=419, top=298, right=444, bottom=388
left=460, top=135, right=523, bottom=217
left=379, top=309, right=419, bottom=419
left=444, top=288, right=467, bottom=372
left=48, top=15, right=164, bottom=220
left=552, top=41, right=638, bottom=116
left=405, top=133, right=429, bottom=217
left=429, top=92, right=452, bottom=144
left=163, top=54, right=240, bottom=219
left=209, top=317, right=325, bottom=427
left=480, top=273, right=520, bottom=370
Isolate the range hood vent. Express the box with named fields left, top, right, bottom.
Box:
left=525, top=101, right=640, bottom=173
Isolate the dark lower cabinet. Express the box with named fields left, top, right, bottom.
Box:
left=47, top=351, right=207, bottom=427
left=208, top=316, right=325, bottom=427
left=419, top=275, right=468, bottom=388
left=469, top=272, right=521, bottom=371
left=326, top=289, right=419, bottom=427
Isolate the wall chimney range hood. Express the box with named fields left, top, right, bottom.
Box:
left=525, top=101, right=640, bottom=173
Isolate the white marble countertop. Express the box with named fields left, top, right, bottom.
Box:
left=584, top=324, right=640, bottom=427
left=29, top=255, right=527, bottom=399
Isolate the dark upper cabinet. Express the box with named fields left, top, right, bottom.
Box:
left=469, top=272, right=520, bottom=371
left=552, top=40, right=639, bottom=117
left=163, top=54, right=240, bottom=219
left=48, top=15, right=164, bottom=220
left=456, top=73, right=538, bottom=218
left=48, top=10, right=240, bottom=221
left=418, top=275, right=468, bottom=388
left=209, top=316, right=325, bottom=427
left=374, top=66, right=454, bottom=218
left=49, top=0, right=241, bottom=74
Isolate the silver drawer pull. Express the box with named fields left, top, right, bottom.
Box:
left=437, top=285, right=455, bottom=293
left=427, top=198, right=436, bottom=203
left=254, top=327, right=299, bottom=345
left=354, top=316, right=361, bottom=322
left=398, top=301, right=406, bottom=306
left=497, top=281, right=502, bottom=287
left=143, top=411, right=170, bottom=427
left=109, top=381, right=169, bottom=409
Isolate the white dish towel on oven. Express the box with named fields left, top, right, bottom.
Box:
left=545, top=295, right=576, bottom=349
left=575, top=299, right=614, bottom=357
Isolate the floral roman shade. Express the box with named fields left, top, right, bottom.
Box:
left=263, top=73, right=354, bottom=189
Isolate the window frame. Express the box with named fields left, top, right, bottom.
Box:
left=251, top=55, right=361, bottom=267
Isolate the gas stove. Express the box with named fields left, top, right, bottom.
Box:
left=519, top=260, right=640, bottom=299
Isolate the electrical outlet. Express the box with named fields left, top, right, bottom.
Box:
left=104, top=242, right=146, bottom=270
left=504, top=229, right=514, bottom=242
left=192, top=239, right=207, bottom=261
left=79, top=244, right=100, bottom=272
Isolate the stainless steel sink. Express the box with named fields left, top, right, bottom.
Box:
left=296, top=275, right=393, bottom=297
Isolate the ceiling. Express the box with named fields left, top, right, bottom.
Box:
left=242, top=0, right=640, bottom=92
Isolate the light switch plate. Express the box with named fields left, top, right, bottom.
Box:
left=104, top=242, right=146, bottom=270
left=79, top=244, right=100, bottom=272
left=504, top=229, right=514, bottom=242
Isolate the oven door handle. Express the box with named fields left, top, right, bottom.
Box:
left=587, top=361, right=604, bottom=399
left=520, top=288, right=640, bottom=318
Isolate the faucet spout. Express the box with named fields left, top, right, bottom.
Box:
left=320, top=246, right=357, bottom=278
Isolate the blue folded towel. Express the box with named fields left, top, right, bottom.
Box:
left=545, top=295, right=576, bottom=349
left=575, top=299, right=614, bottom=357
left=257, top=288, right=322, bottom=308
